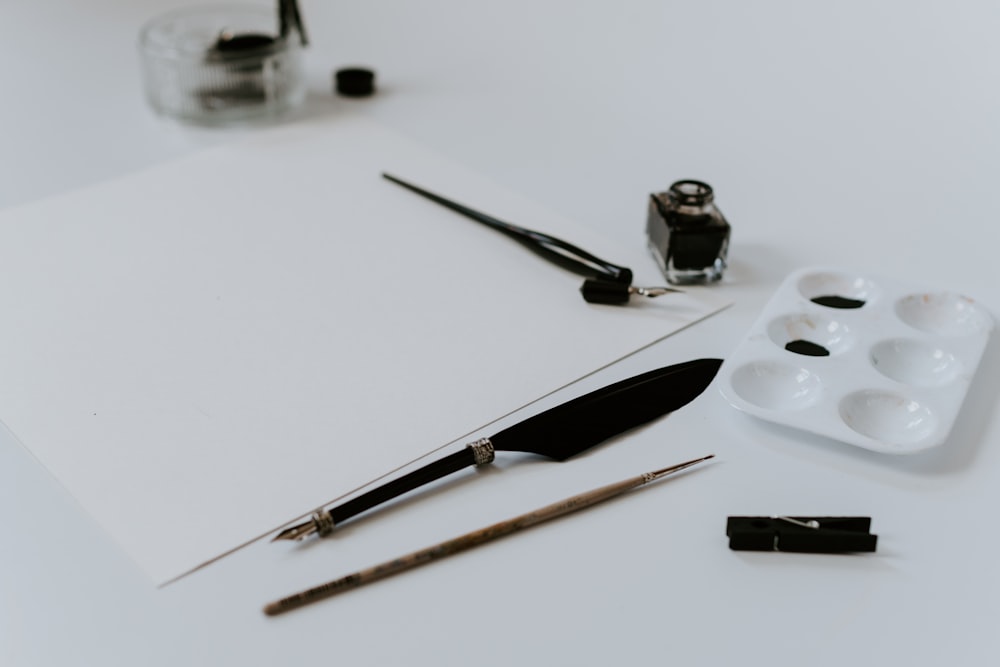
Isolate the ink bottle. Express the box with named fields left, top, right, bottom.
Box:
left=646, top=180, right=730, bottom=285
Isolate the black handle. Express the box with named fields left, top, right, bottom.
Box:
left=383, top=173, right=633, bottom=283
left=580, top=278, right=631, bottom=304
left=328, top=447, right=478, bottom=526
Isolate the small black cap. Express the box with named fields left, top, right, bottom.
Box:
left=334, top=68, right=376, bottom=97
left=580, top=279, right=631, bottom=305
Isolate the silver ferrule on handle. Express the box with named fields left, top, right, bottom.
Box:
left=312, top=508, right=336, bottom=536
left=467, top=438, right=495, bottom=466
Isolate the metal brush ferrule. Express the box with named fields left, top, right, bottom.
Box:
left=467, top=438, right=495, bottom=466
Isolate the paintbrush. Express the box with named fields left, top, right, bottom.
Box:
left=265, top=454, right=714, bottom=614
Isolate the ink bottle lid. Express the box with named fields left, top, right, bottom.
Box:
left=138, top=4, right=307, bottom=125
left=646, top=179, right=731, bottom=285
left=668, top=180, right=714, bottom=213
left=335, top=68, right=376, bottom=97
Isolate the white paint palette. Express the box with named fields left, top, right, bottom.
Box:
left=718, top=267, right=994, bottom=453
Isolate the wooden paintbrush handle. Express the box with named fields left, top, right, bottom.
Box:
left=264, top=473, right=647, bottom=615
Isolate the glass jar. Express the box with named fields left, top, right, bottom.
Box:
left=138, top=4, right=307, bottom=125
left=646, top=180, right=730, bottom=285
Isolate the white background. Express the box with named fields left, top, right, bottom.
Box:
left=2, top=1, right=999, bottom=665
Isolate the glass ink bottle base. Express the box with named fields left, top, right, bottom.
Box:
left=652, top=251, right=727, bottom=285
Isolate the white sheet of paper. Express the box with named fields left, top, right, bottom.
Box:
left=0, top=116, right=728, bottom=584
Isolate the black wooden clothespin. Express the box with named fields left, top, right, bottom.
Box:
left=726, top=516, right=877, bottom=553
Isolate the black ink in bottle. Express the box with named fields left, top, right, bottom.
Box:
left=646, top=180, right=730, bottom=285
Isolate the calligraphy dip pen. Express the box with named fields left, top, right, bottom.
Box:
left=265, top=454, right=714, bottom=615
left=382, top=173, right=680, bottom=305
left=273, top=357, right=722, bottom=542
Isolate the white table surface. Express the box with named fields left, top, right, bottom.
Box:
left=2, top=1, right=999, bottom=665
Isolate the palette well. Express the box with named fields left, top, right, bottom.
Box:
left=718, top=267, right=993, bottom=453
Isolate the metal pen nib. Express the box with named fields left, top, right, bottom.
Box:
left=579, top=278, right=683, bottom=304
left=272, top=522, right=317, bottom=542
left=630, top=285, right=684, bottom=298
left=272, top=509, right=333, bottom=542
